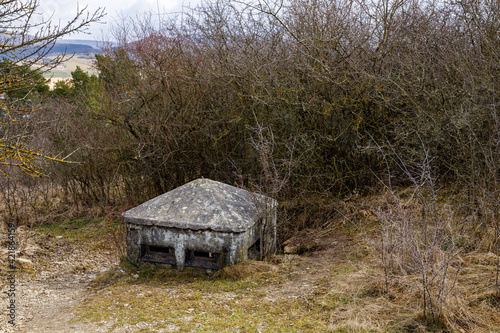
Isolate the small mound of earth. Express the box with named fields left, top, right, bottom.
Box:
left=214, top=260, right=278, bottom=280
left=283, top=228, right=338, bottom=254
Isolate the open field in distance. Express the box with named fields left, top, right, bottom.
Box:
left=42, top=55, right=96, bottom=89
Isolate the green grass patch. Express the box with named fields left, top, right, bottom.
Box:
left=79, top=257, right=330, bottom=332
left=91, top=259, right=286, bottom=295
left=37, top=218, right=94, bottom=237
left=76, top=281, right=331, bottom=332
left=40, top=54, right=97, bottom=79
left=35, top=217, right=123, bottom=244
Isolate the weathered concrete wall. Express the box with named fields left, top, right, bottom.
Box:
left=127, top=223, right=261, bottom=270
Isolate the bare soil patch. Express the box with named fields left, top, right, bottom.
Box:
left=0, top=221, right=118, bottom=333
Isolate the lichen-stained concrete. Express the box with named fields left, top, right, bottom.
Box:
left=123, top=178, right=277, bottom=270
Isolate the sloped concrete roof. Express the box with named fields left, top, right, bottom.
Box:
left=122, top=178, right=277, bottom=232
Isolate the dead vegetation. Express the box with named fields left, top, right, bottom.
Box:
left=2, top=185, right=500, bottom=332
left=214, top=260, right=279, bottom=280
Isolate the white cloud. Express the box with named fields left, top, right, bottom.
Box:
left=35, top=0, right=199, bottom=40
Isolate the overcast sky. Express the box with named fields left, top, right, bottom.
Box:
left=37, top=0, right=201, bottom=41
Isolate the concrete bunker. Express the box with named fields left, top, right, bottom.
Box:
left=122, top=178, right=277, bottom=270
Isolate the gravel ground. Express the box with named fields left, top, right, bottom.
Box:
left=0, top=225, right=118, bottom=333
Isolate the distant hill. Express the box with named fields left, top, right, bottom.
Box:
left=47, top=43, right=100, bottom=55
left=57, top=39, right=116, bottom=49
left=57, top=39, right=103, bottom=48
left=1, top=39, right=106, bottom=61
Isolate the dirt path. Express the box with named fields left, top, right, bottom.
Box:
left=13, top=274, right=100, bottom=333
left=0, top=225, right=119, bottom=333
left=1, top=270, right=109, bottom=333
left=263, top=233, right=355, bottom=302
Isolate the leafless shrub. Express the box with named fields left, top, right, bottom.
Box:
left=371, top=138, right=480, bottom=326
left=105, top=209, right=128, bottom=261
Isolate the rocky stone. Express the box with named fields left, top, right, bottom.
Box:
left=15, top=257, right=34, bottom=270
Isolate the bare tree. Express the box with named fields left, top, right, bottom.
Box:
left=0, top=0, right=105, bottom=177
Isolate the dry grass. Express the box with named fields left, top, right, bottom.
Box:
left=69, top=221, right=500, bottom=332
left=2, top=187, right=500, bottom=331
left=213, top=260, right=279, bottom=281
left=75, top=253, right=500, bottom=332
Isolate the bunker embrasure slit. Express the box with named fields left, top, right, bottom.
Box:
left=248, top=238, right=261, bottom=260
left=185, top=249, right=223, bottom=270
left=141, top=245, right=176, bottom=265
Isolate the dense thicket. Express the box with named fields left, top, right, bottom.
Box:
left=33, top=0, right=498, bottom=208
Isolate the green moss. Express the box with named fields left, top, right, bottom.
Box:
left=37, top=218, right=94, bottom=238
